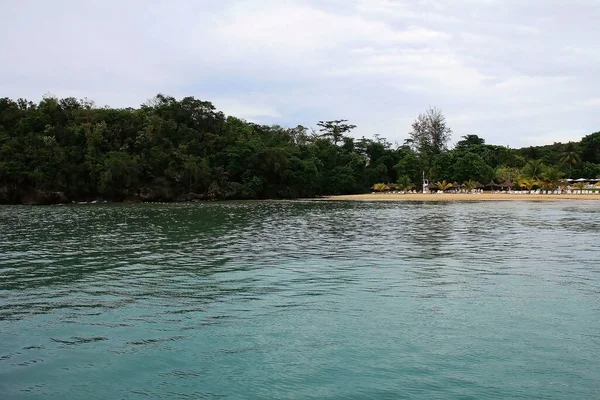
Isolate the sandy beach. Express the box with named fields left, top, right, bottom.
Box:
left=325, top=193, right=600, bottom=201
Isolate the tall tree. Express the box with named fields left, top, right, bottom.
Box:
left=317, top=120, right=356, bottom=145
left=409, top=107, right=452, bottom=177
left=455, top=134, right=485, bottom=149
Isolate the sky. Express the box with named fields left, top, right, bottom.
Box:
left=1, top=0, right=599, bottom=148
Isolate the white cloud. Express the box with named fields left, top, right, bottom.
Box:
left=213, top=99, right=281, bottom=122
left=0, top=0, right=598, bottom=147
left=580, top=98, right=600, bottom=107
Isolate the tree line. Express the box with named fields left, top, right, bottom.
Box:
left=0, top=94, right=598, bottom=203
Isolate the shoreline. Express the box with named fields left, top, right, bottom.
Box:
left=324, top=193, right=600, bottom=202
left=3, top=193, right=600, bottom=205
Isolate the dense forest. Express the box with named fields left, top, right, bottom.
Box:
left=0, top=94, right=599, bottom=204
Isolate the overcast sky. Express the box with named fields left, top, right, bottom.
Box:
left=1, top=0, right=599, bottom=147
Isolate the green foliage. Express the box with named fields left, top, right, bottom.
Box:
left=463, top=180, right=477, bottom=191
left=495, top=166, right=521, bottom=183
left=540, top=166, right=564, bottom=188
left=580, top=131, right=600, bottom=164
left=456, top=135, right=485, bottom=149
left=373, top=183, right=389, bottom=192
left=435, top=180, right=453, bottom=192
left=317, top=120, right=356, bottom=145
left=0, top=95, right=598, bottom=204
left=521, top=160, right=547, bottom=180
left=452, top=152, right=495, bottom=183
left=396, top=175, right=415, bottom=191
left=518, top=178, right=539, bottom=191
left=430, top=152, right=455, bottom=182
left=394, top=146, right=421, bottom=185
left=559, top=142, right=581, bottom=166
left=570, top=161, right=600, bottom=179
left=0, top=95, right=399, bottom=202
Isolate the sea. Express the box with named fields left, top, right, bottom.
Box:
left=1, top=201, right=599, bottom=399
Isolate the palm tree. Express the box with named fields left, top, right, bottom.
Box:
left=373, top=183, right=390, bottom=192
left=573, top=182, right=586, bottom=190
left=541, top=167, right=565, bottom=190
left=559, top=142, right=581, bottom=166
left=519, top=178, right=539, bottom=191
left=521, top=160, right=546, bottom=180
left=463, top=180, right=476, bottom=191
left=435, top=180, right=453, bottom=192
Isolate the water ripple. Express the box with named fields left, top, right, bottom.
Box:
left=1, top=201, right=600, bottom=399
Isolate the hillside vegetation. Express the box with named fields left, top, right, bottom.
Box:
left=0, top=95, right=598, bottom=203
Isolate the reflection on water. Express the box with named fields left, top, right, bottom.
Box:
left=1, top=201, right=600, bottom=399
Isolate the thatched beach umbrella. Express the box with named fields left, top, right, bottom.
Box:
left=474, top=181, right=484, bottom=188
left=485, top=181, right=501, bottom=190
left=500, top=180, right=514, bottom=189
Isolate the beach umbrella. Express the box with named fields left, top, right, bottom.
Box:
left=484, top=181, right=500, bottom=190
left=500, top=180, right=514, bottom=188
left=474, top=181, right=484, bottom=188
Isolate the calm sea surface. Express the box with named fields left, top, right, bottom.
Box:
left=1, top=201, right=599, bottom=399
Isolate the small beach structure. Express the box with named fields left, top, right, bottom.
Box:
left=499, top=180, right=515, bottom=189
left=484, top=181, right=501, bottom=191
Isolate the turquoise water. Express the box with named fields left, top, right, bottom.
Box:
left=1, top=201, right=599, bottom=399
